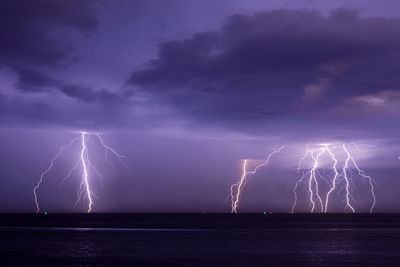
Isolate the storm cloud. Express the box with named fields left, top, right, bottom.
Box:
left=0, top=1, right=400, bottom=213
left=0, top=0, right=123, bottom=103
left=0, top=0, right=97, bottom=67
left=129, top=9, right=400, bottom=137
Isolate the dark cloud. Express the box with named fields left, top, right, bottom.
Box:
left=14, top=67, right=59, bottom=92
left=0, top=0, right=97, bottom=66
left=0, top=93, right=128, bottom=130
left=0, top=0, right=126, bottom=108
left=129, top=9, right=400, bottom=135
left=0, top=0, right=117, bottom=104
left=11, top=66, right=123, bottom=104
left=60, top=84, right=123, bottom=103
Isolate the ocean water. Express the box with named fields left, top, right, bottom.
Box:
left=0, top=214, right=400, bottom=266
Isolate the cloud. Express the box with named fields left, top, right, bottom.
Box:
left=128, top=8, right=400, bottom=136
left=60, top=84, right=124, bottom=103
left=0, top=0, right=127, bottom=108
left=0, top=0, right=97, bottom=67
left=11, top=66, right=123, bottom=104
left=302, top=77, right=332, bottom=102
left=0, top=0, right=111, bottom=102
left=321, top=90, right=400, bottom=139
left=14, top=67, right=59, bottom=92
left=0, top=92, right=130, bottom=130
left=346, top=90, right=400, bottom=108
left=2, top=5, right=400, bottom=138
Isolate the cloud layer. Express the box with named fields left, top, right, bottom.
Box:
left=129, top=9, right=400, bottom=138
left=1, top=4, right=399, bottom=140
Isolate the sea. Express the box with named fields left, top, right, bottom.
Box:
left=0, top=213, right=400, bottom=266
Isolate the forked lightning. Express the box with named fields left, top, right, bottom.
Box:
left=33, top=132, right=130, bottom=213
left=230, top=146, right=285, bottom=213
left=292, top=143, right=376, bottom=213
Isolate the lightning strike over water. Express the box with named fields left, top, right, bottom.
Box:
left=33, top=132, right=131, bottom=213
left=33, top=147, right=64, bottom=214
left=230, top=146, right=285, bottom=213
left=292, top=143, right=376, bottom=213
left=80, top=132, right=93, bottom=213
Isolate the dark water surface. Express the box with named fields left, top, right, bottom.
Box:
left=1, top=214, right=400, bottom=266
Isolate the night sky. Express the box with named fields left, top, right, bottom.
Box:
left=0, top=0, right=399, bottom=213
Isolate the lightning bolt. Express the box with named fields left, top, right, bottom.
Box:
left=33, top=131, right=130, bottom=213
left=230, top=159, right=248, bottom=214
left=291, top=144, right=311, bottom=213
left=308, top=148, right=325, bottom=212
left=96, top=134, right=131, bottom=172
left=80, top=132, right=93, bottom=213
left=291, top=143, right=376, bottom=213
left=33, top=146, right=64, bottom=214
left=324, top=145, right=340, bottom=213
left=293, top=145, right=326, bottom=213
left=291, top=171, right=307, bottom=213
left=342, top=144, right=356, bottom=213
left=33, top=137, right=80, bottom=213
left=230, top=146, right=284, bottom=213
left=343, top=144, right=376, bottom=213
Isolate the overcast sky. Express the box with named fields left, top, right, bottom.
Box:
left=0, top=0, right=399, bottom=213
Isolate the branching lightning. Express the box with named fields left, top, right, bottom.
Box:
left=33, top=132, right=131, bottom=213
left=292, top=143, right=376, bottom=213
left=230, top=146, right=285, bottom=213
left=231, top=142, right=377, bottom=213
left=33, top=146, right=64, bottom=214
left=80, top=132, right=93, bottom=213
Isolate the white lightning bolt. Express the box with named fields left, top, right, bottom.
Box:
left=33, top=131, right=130, bottom=213
left=343, top=144, right=376, bottom=213
left=230, top=146, right=284, bottom=213
left=96, top=134, right=131, bottom=172
left=291, top=143, right=376, bottom=213
left=291, top=144, right=311, bottom=213
left=342, top=144, right=356, bottom=213
left=291, top=171, right=307, bottom=213
left=33, top=137, right=80, bottom=213
left=354, top=162, right=376, bottom=212
left=308, top=148, right=325, bottom=213
left=80, top=132, right=93, bottom=213
left=324, top=145, right=339, bottom=213
left=33, top=146, right=64, bottom=214
left=230, top=159, right=248, bottom=214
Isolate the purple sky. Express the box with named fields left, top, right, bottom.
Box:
left=0, top=0, right=399, bottom=213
